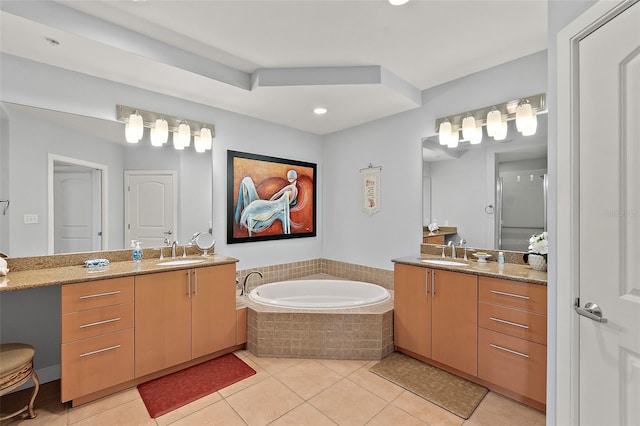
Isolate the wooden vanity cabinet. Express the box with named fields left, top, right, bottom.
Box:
left=61, top=277, right=135, bottom=402
left=135, top=263, right=236, bottom=377
left=393, top=264, right=478, bottom=375
left=477, top=276, right=547, bottom=406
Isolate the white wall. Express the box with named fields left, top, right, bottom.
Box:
left=323, top=50, right=547, bottom=269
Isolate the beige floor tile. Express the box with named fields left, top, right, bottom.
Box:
left=70, top=398, right=154, bottom=426
left=462, top=406, right=514, bottom=426
left=269, top=402, right=336, bottom=426
left=366, top=404, right=428, bottom=426
left=346, top=367, right=404, bottom=402
left=244, top=355, right=304, bottom=375
left=309, top=379, right=387, bottom=426
left=274, top=360, right=342, bottom=400
left=67, top=387, right=140, bottom=424
left=225, top=377, right=303, bottom=426
left=1, top=397, right=68, bottom=426
left=475, top=393, right=545, bottom=426
left=217, top=369, right=271, bottom=398
left=316, top=359, right=369, bottom=377
left=392, top=391, right=464, bottom=426
left=154, top=391, right=223, bottom=426
left=170, top=399, right=246, bottom=426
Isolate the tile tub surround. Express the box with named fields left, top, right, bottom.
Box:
left=243, top=285, right=394, bottom=360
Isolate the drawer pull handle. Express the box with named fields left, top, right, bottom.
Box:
left=490, top=290, right=530, bottom=300
left=79, top=317, right=122, bottom=329
left=79, top=290, right=121, bottom=300
left=489, top=317, right=529, bottom=329
left=490, top=343, right=530, bottom=358
left=79, top=344, right=121, bottom=358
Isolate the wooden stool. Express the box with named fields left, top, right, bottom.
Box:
left=0, top=343, right=39, bottom=420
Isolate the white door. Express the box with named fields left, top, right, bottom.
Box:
left=576, top=2, right=640, bottom=424
left=53, top=163, right=101, bottom=253
left=125, top=171, right=176, bottom=249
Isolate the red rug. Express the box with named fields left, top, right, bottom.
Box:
left=137, top=353, right=256, bottom=418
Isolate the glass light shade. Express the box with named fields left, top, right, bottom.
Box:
left=172, top=131, right=185, bottom=150
left=177, top=122, right=191, bottom=147
left=469, top=126, right=483, bottom=145
left=150, top=128, right=163, bottom=147
left=521, top=112, right=538, bottom=136
left=200, top=127, right=212, bottom=150
left=439, top=120, right=451, bottom=145
left=125, top=112, right=143, bottom=143
left=486, top=109, right=502, bottom=137
left=447, top=131, right=459, bottom=148
left=153, top=118, right=168, bottom=144
left=194, top=135, right=206, bottom=153
left=493, top=121, right=508, bottom=141
left=515, top=102, right=534, bottom=132
left=462, top=116, right=476, bottom=141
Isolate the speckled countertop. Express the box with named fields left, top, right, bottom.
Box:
left=392, top=254, right=547, bottom=285
left=0, top=254, right=238, bottom=292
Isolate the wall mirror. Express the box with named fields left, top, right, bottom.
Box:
left=0, top=102, right=213, bottom=258
left=422, top=113, right=547, bottom=251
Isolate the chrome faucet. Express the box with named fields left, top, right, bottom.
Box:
left=241, top=270, right=263, bottom=296
left=171, top=240, right=178, bottom=258
left=447, top=240, right=456, bottom=259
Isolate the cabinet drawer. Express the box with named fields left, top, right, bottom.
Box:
left=62, top=277, right=134, bottom=313
left=62, top=303, right=134, bottom=343
left=478, top=328, right=546, bottom=404
left=61, top=329, right=134, bottom=402
left=478, top=277, right=547, bottom=314
left=478, top=302, right=546, bottom=345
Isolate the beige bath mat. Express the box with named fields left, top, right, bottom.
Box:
left=369, top=351, right=488, bottom=419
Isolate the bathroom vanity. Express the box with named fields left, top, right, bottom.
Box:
left=392, top=255, right=547, bottom=412
left=2, top=252, right=242, bottom=406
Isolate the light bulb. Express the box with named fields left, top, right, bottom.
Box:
left=447, top=131, right=459, bottom=148
left=125, top=112, right=143, bottom=143
left=200, top=127, right=212, bottom=150
left=486, top=109, right=502, bottom=137
left=154, top=118, right=168, bottom=144
left=521, top=112, right=538, bottom=136
left=469, top=126, right=483, bottom=145
left=516, top=102, right=534, bottom=133
left=194, top=135, right=206, bottom=153
left=439, top=120, right=451, bottom=145
left=493, top=121, right=508, bottom=141
left=172, top=131, right=185, bottom=150
left=177, top=122, right=191, bottom=147
left=462, top=116, right=476, bottom=141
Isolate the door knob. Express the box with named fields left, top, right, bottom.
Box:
left=574, top=300, right=608, bottom=323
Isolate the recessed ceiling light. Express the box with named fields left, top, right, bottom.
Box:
left=44, top=37, right=60, bottom=47
left=389, top=0, right=410, bottom=5
left=313, top=107, right=327, bottom=115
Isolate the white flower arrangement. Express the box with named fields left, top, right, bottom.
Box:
left=528, top=231, right=548, bottom=261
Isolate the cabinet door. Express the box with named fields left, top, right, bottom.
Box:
left=393, top=264, right=431, bottom=358
left=431, top=270, right=478, bottom=376
left=191, top=264, right=237, bottom=359
left=135, top=270, right=191, bottom=377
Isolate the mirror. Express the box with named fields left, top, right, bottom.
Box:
left=0, top=102, right=213, bottom=258
left=423, top=114, right=547, bottom=250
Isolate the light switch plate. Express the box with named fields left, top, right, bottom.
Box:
left=24, top=214, right=38, bottom=224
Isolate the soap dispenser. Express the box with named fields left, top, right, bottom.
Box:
left=132, top=240, right=143, bottom=262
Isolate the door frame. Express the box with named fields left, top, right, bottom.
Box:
left=47, top=154, right=108, bottom=254
left=556, top=1, right=635, bottom=424
left=124, top=170, right=178, bottom=246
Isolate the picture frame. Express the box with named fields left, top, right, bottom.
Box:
left=227, top=150, right=317, bottom=244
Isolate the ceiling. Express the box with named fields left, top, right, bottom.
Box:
left=0, top=0, right=548, bottom=135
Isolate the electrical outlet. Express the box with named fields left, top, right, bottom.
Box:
left=24, top=214, right=38, bottom=224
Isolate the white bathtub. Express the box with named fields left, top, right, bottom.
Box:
left=249, top=279, right=390, bottom=309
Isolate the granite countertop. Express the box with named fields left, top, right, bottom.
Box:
left=392, top=254, right=547, bottom=285
left=0, top=254, right=238, bottom=292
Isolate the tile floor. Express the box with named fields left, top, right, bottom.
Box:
left=1, top=350, right=545, bottom=426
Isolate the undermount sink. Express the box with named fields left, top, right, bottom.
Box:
left=421, top=259, right=468, bottom=267
left=156, top=259, right=206, bottom=266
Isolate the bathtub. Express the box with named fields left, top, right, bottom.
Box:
left=249, top=279, right=390, bottom=309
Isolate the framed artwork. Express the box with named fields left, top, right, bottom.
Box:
left=227, top=150, right=317, bottom=244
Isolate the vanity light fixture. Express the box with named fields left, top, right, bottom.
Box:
left=116, top=105, right=214, bottom=152
left=434, top=93, right=546, bottom=149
